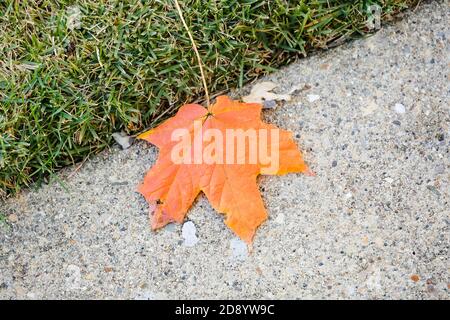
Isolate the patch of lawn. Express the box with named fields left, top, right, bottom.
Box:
left=0, top=0, right=419, bottom=197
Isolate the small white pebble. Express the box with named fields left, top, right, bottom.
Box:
left=112, top=132, right=134, bottom=149
left=182, top=221, right=199, bottom=247
left=65, top=265, right=82, bottom=290
left=274, top=213, right=285, bottom=225
left=26, top=292, right=36, bottom=299
left=307, top=94, right=320, bottom=102
left=394, top=103, right=406, bottom=114
left=230, top=238, right=248, bottom=261
left=346, top=285, right=356, bottom=297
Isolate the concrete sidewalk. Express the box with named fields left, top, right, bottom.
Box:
left=1, top=1, right=448, bottom=299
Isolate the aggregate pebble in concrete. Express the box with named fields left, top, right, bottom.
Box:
left=0, top=1, right=449, bottom=299
left=181, top=222, right=199, bottom=248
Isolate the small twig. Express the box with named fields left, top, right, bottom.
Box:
left=413, top=0, right=422, bottom=12
left=67, top=157, right=88, bottom=179
left=173, top=0, right=211, bottom=108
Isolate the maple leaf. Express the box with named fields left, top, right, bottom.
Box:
left=138, top=95, right=310, bottom=243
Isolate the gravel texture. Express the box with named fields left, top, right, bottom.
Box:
left=0, top=1, right=449, bottom=299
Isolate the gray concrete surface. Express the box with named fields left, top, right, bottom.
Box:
left=1, top=1, right=449, bottom=299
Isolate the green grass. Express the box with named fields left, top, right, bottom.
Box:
left=0, top=0, right=419, bottom=197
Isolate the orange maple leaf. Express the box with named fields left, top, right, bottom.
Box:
left=138, top=96, right=310, bottom=243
